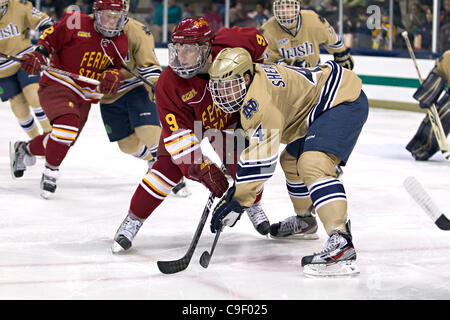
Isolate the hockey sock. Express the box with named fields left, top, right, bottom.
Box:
left=130, top=163, right=183, bottom=219
left=44, top=114, right=79, bottom=168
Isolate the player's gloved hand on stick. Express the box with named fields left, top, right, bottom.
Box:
left=188, top=157, right=229, bottom=198
left=99, top=69, right=124, bottom=95
left=333, top=47, right=354, bottom=70
left=210, top=185, right=247, bottom=233
left=21, top=51, right=47, bottom=75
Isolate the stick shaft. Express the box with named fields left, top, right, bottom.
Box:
left=157, top=193, right=215, bottom=274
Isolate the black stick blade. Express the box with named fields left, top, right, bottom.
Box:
left=436, top=214, right=450, bottom=230
left=157, top=259, right=189, bottom=274
left=199, top=251, right=211, bottom=269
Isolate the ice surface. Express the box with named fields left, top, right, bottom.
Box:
left=0, top=102, right=449, bottom=300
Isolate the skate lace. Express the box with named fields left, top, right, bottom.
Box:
left=121, top=217, right=142, bottom=240
left=279, top=215, right=301, bottom=232
left=247, top=204, right=268, bottom=226
left=315, top=233, right=342, bottom=255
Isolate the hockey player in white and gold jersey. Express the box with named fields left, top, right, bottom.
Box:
left=0, top=0, right=52, bottom=138
left=261, top=0, right=354, bottom=69
left=99, top=15, right=162, bottom=166
left=208, top=47, right=368, bottom=276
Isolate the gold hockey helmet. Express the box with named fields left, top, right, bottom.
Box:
left=209, top=47, right=254, bottom=114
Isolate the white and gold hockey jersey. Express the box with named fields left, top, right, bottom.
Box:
left=0, top=0, right=52, bottom=78
left=435, top=50, right=450, bottom=83
left=100, top=17, right=162, bottom=104
left=233, top=62, right=362, bottom=207
left=260, top=10, right=345, bottom=67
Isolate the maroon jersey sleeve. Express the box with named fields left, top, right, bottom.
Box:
left=212, top=26, right=268, bottom=63
left=37, top=13, right=75, bottom=54
left=155, top=68, right=202, bottom=177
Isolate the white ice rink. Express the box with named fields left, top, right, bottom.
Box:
left=0, top=102, right=449, bottom=300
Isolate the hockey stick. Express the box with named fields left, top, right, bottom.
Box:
left=0, top=52, right=24, bottom=63
left=121, top=63, right=155, bottom=89
left=199, top=223, right=223, bottom=269
left=157, top=193, right=215, bottom=274
left=401, top=32, right=450, bottom=161
left=403, top=176, right=450, bottom=230
left=41, top=65, right=100, bottom=86
left=0, top=52, right=100, bottom=86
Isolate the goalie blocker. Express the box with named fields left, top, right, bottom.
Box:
left=406, top=70, right=450, bottom=160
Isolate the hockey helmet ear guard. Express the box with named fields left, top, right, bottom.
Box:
left=208, top=47, right=254, bottom=114
left=273, top=0, right=301, bottom=28
left=168, top=17, right=213, bottom=79
left=93, top=0, right=127, bottom=38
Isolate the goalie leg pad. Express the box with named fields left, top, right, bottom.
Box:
left=406, top=93, right=450, bottom=160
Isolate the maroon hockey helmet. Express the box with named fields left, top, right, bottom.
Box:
left=171, top=17, right=214, bottom=45
left=168, top=17, right=214, bottom=79
left=93, top=0, right=127, bottom=38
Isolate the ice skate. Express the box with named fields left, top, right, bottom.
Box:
left=111, top=214, right=143, bottom=253
left=171, top=177, right=191, bottom=197
left=40, top=166, right=59, bottom=199
left=246, top=202, right=270, bottom=235
left=147, top=158, right=156, bottom=173
left=9, top=141, right=35, bottom=178
left=269, top=213, right=319, bottom=240
left=301, top=222, right=359, bottom=277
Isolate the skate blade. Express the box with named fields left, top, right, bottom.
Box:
left=40, top=190, right=54, bottom=199
left=270, top=233, right=319, bottom=240
left=171, top=188, right=191, bottom=198
left=9, top=141, right=22, bottom=180
left=302, top=260, right=360, bottom=277
left=111, top=241, right=126, bottom=254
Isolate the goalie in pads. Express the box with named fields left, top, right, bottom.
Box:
left=406, top=50, right=450, bottom=161
left=208, top=48, right=368, bottom=276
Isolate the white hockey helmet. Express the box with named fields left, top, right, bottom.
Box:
left=273, top=0, right=301, bottom=28
left=208, top=47, right=254, bottom=114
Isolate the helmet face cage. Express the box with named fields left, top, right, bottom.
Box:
left=169, top=17, right=213, bottom=78
left=209, top=77, right=247, bottom=113
left=273, top=0, right=301, bottom=28
left=0, top=0, right=8, bottom=11
left=93, top=0, right=127, bottom=38
left=208, top=47, right=254, bottom=114
left=168, top=42, right=210, bottom=79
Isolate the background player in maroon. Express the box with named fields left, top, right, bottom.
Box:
left=10, top=0, right=128, bottom=199
left=112, top=17, right=269, bottom=253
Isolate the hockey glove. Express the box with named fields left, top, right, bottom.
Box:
left=99, top=69, right=124, bottom=95
left=21, top=51, right=47, bottom=75
left=413, top=71, right=447, bottom=109
left=188, top=157, right=229, bottom=198
left=333, top=48, right=354, bottom=70
left=210, top=185, right=247, bottom=233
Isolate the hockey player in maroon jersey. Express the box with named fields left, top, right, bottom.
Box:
left=111, top=17, right=269, bottom=253
left=10, top=0, right=128, bottom=199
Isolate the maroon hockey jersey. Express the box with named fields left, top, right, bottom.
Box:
left=37, top=12, right=128, bottom=103
left=156, top=26, right=268, bottom=176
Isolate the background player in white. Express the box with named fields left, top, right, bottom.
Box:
left=0, top=0, right=52, bottom=139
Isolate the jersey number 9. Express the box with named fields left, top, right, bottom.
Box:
left=165, top=113, right=179, bottom=131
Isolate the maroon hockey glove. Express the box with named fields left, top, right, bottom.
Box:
left=188, top=158, right=229, bottom=198
left=99, top=69, right=124, bottom=95
left=21, top=51, right=47, bottom=75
